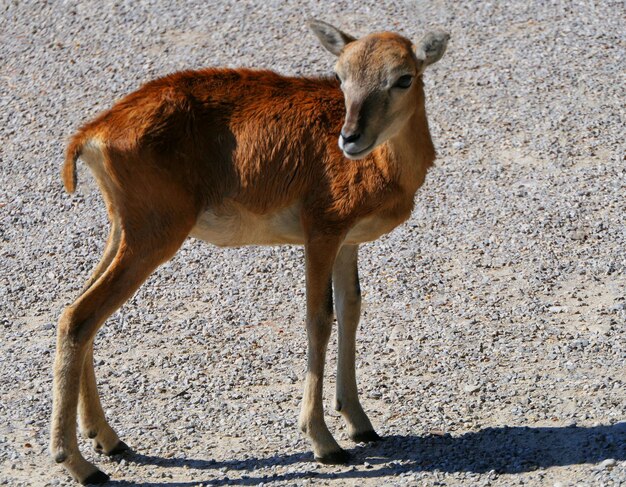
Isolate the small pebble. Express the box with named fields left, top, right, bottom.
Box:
left=463, top=384, right=481, bottom=393
left=599, top=458, right=616, bottom=469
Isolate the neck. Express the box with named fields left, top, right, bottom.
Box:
left=382, top=79, right=436, bottom=194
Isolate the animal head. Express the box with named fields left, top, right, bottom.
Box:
left=309, top=20, right=449, bottom=160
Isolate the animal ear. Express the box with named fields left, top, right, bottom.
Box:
left=414, top=30, right=450, bottom=72
left=308, top=19, right=356, bottom=56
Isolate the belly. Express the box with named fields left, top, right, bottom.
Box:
left=190, top=202, right=305, bottom=246
left=190, top=201, right=407, bottom=247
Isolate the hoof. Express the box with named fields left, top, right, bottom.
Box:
left=53, top=452, right=67, bottom=464
left=316, top=448, right=351, bottom=465
left=82, top=469, right=110, bottom=485
left=351, top=430, right=382, bottom=443
left=95, top=440, right=130, bottom=456
left=108, top=440, right=130, bottom=455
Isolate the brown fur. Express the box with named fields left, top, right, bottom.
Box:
left=63, top=68, right=433, bottom=235
left=51, top=24, right=448, bottom=484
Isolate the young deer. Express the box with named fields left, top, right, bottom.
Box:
left=51, top=20, right=449, bottom=484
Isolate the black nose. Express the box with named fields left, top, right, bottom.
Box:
left=341, top=131, right=361, bottom=143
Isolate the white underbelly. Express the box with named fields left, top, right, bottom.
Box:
left=190, top=202, right=402, bottom=247
left=190, top=202, right=305, bottom=247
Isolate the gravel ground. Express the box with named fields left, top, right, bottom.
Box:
left=1, top=0, right=625, bottom=486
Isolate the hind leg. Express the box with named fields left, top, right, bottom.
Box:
left=79, top=219, right=121, bottom=297
left=76, top=219, right=127, bottom=454
left=78, top=344, right=128, bottom=456
left=50, top=223, right=190, bottom=484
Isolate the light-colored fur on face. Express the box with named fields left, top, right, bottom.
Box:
left=337, top=34, right=418, bottom=157
left=309, top=21, right=449, bottom=160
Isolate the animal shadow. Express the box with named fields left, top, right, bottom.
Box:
left=110, top=422, right=625, bottom=485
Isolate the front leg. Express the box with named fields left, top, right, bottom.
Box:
left=333, top=245, right=380, bottom=442
left=299, top=233, right=349, bottom=464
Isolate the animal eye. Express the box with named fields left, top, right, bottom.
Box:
left=334, top=73, right=342, bottom=84
left=394, top=75, right=413, bottom=89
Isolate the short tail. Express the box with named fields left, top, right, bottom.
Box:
left=62, top=133, right=85, bottom=193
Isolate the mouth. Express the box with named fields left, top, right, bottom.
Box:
left=341, top=140, right=376, bottom=160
